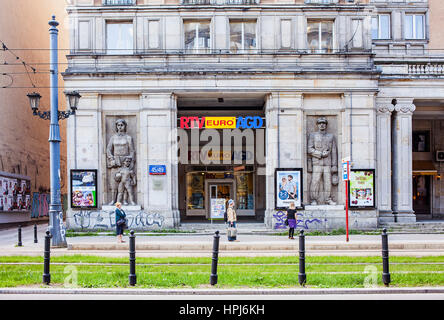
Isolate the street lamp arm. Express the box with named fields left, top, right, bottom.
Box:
left=32, top=110, right=51, bottom=120
left=31, top=109, right=75, bottom=121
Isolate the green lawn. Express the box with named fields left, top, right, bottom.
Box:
left=0, top=255, right=443, bottom=288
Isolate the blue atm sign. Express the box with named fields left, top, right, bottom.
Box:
left=149, top=165, right=166, bottom=175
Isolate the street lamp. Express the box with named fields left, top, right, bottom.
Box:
left=26, top=16, right=81, bottom=247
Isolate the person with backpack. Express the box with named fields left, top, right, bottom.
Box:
left=226, top=199, right=238, bottom=242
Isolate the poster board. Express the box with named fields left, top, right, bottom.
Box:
left=0, top=172, right=31, bottom=212
left=210, top=198, right=226, bottom=220
left=70, top=170, right=98, bottom=209
left=275, top=168, right=303, bottom=209
left=348, top=169, right=375, bottom=208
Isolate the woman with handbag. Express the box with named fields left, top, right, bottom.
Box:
left=115, top=202, right=127, bottom=243
left=226, top=199, right=238, bottom=242
left=286, top=202, right=297, bottom=240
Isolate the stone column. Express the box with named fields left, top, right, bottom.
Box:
left=392, top=99, right=416, bottom=222
left=376, top=100, right=394, bottom=222
left=140, top=93, right=180, bottom=229
left=264, top=93, right=279, bottom=228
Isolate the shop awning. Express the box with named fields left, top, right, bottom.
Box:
left=413, top=160, right=438, bottom=175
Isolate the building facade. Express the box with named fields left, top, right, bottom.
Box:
left=63, top=0, right=444, bottom=231
left=0, top=0, right=68, bottom=225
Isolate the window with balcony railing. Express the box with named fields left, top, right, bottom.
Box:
left=305, top=0, right=339, bottom=4
left=180, top=0, right=259, bottom=4
left=103, top=0, right=135, bottom=5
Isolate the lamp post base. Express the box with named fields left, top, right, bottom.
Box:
left=49, top=210, right=67, bottom=248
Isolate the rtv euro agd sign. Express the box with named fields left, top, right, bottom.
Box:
left=179, top=116, right=264, bottom=129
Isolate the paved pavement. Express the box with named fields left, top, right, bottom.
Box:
left=0, top=224, right=443, bottom=257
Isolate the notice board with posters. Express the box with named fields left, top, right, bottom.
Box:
left=0, top=171, right=31, bottom=212
left=71, top=170, right=98, bottom=209
left=348, top=169, right=375, bottom=208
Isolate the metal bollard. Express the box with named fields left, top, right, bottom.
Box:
left=210, top=230, right=220, bottom=286
left=34, top=224, right=38, bottom=243
left=17, top=225, right=22, bottom=247
left=129, top=230, right=137, bottom=286
left=298, top=230, right=307, bottom=286
left=381, top=228, right=391, bottom=287
left=43, top=230, right=52, bottom=285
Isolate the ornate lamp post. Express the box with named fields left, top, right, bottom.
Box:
left=27, top=16, right=81, bottom=247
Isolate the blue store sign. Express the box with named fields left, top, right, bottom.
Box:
left=149, top=165, right=166, bottom=175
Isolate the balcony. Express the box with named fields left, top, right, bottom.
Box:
left=103, top=0, right=135, bottom=5
left=180, top=0, right=260, bottom=4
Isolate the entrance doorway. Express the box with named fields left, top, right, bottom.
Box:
left=413, top=175, right=431, bottom=216
left=208, top=181, right=234, bottom=219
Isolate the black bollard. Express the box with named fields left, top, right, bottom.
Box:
left=129, top=230, right=137, bottom=286
left=43, top=230, right=52, bottom=285
left=381, top=228, right=391, bottom=287
left=17, top=225, right=22, bottom=247
left=34, top=224, right=38, bottom=243
left=298, top=230, right=307, bottom=286
left=210, top=231, right=220, bottom=286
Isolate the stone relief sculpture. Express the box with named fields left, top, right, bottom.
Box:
left=106, top=119, right=137, bottom=205
left=307, top=117, right=338, bottom=205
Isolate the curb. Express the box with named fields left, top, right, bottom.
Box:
left=1, top=287, right=444, bottom=295
left=66, top=242, right=444, bottom=251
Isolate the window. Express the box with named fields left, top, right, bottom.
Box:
left=106, top=21, right=133, bottom=54
left=307, top=20, right=333, bottom=53
left=184, top=20, right=211, bottom=53
left=413, top=131, right=430, bottom=152
left=405, top=14, right=425, bottom=40
left=230, top=20, right=257, bottom=53
left=372, top=14, right=391, bottom=40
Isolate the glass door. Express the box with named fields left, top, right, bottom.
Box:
left=413, top=175, right=431, bottom=216
left=208, top=183, right=233, bottom=219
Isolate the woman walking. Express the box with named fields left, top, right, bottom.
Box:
left=226, top=199, right=238, bottom=242
left=115, top=202, right=126, bottom=243
left=286, top=202, right=297, bottom=239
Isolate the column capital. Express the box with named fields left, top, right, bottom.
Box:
left=395, top=103, right=416, bottom=115
left=376, top=104, right=395, bottom=115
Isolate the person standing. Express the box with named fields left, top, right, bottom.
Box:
left=115, top=202, right=126, bottom=243
left=286, top=202, right=297, bottom=239
left=226, top=199, right=238, bottom=242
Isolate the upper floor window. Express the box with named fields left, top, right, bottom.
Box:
left=372, top=14, right=391, bottom=40
left=405, top=14, right=425, bottom=40
left=184, top=20, right=211, bottom=53
left=230, top=20, right=257, bottom=53
left=106, top=21, right=133, bottom=54
left=307, top=20, right=333, bottom=53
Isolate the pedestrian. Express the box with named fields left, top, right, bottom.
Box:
left=115, top=202, right=126, bottom=243
left=286, top=202, right=297, bottom=239
left=226, top=199, right=238, bottom=242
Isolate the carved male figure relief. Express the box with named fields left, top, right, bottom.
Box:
left=307, top=117, right=338, bottom=205
left=106, top=119, right=136, bottom=205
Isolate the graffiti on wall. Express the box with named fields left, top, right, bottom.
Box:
left=31, top=192, right=49, bottom=218
left=273, top=210, right=324, bottom=230
left=71, top=210, right=165, bottom=230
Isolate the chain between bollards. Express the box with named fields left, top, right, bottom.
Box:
left=129, top=230, right=136, bottom=286
left=298, top=229, right=306, bottom=287
left=43, top=230, right=52, bottom=285
left=210, top=230, right=220, bottom=286
left=381, top=228, right=391, bottom=287
left=17, top=225, right=22, bottom=247
left=34, top=224, right=38, bottom=243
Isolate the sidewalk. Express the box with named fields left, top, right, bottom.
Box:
left=0, top=224, right=443, bottom=257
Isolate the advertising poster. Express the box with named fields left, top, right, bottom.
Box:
left=210, top=198, right=226, bottom=220
left=349, top=169, right=375, bottom=208
left=275, top=168, right=303, bottom=209
left=71, top=170, right=98, bottom=208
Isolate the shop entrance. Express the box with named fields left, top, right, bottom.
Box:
left=413, top=175, right=431, bottom=216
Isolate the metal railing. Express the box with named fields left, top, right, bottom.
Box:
left=103, top=0, right=135, bottom=5
left=180, top=0, right=260, bottom=4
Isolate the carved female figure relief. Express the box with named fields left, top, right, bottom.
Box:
left=106, top=119, right=136, bottom=205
